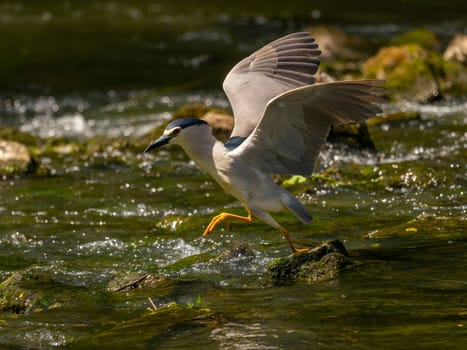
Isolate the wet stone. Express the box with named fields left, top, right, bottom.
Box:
left=214, top=241, right=255, bottom=262
left=268, top=240, right=353, bottom=285
left=328, top=123, right=375, bottom=150
left=0, top=273, right=36, bottom=313
left=443, top=34, right=467, bottom=65
left=0, top=140, right=35, bottom=175
left=298, top=253, right=353, bottom=283
left=0, top=273, right=65, bottom=314
left=307, top=25, right=369, bottom=61
left=107, top=273, right=168, bottom=292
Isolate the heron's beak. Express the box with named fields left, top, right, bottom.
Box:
left=144, top=135, right=171, bottom=153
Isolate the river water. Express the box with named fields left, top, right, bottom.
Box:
left=1, top=1, right=466, bottom=349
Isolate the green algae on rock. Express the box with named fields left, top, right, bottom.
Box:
left=298, top=252, right=353, bottom=283
left=213, top=241, right=256, bottom=262
left=268, top=240, right=353, bottom=285
left=366, top=111, right=421, bottom=127
left=165, top=253, right=212, bottom=273
left=366, top=214, right=467, bottom=239
left=364, top=44, right=442, bottom=102
left=107, top=273, right=169, bottom=292
left=328, top=122, right=375, bottom=150
left=389, top=29, right=441, bottom=51
left=364, top=42, right=467, bottom=102
left=0, top=273, right=72, bottom=314
left=88, top=299, right=216, bottom=348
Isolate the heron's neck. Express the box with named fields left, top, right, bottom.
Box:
left=180, top=128, right=222, bottom=180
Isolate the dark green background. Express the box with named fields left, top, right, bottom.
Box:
left=1, top=0, right=466, bottom=92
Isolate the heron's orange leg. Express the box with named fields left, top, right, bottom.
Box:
left=202, top=210, right=253, bottom=237
left=278, top=226, right=309, bottom=254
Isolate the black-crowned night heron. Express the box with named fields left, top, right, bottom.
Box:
left=145, top=32, right=385, bottom=253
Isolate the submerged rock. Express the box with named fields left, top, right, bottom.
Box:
left=0, top=273, right=37, bottom=313
left=366, top=214, right=467, bottom=239
left=268, top=240, right=353, bottom=284
left=214, top=241, right=255, bottom=262
left=0, top=273, right=67, bottom=313
left=165, top=253, right=212, bottom=273
left=107, top=273, right=169, bottom=292
left=90, top=297, right=215, bottom=348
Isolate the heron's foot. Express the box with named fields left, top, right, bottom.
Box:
left=277, top=226, right=308, bottom=254
left=202, top=211, right=253, bottom=237
left=292, top=247, right=310, bottom=254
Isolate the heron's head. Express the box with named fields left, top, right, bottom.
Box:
left=144, top=118, right=209, bottom=153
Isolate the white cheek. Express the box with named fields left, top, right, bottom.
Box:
left=170, top=135, right=184, bottom=146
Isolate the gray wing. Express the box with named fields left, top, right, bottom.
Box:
left=229, top=80, right=386, bottom=176
left=223, top=32, right=321, bottom=139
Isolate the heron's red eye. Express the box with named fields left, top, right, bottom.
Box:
left=171, top=127, right=181, bottom=136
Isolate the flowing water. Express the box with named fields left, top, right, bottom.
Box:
left=0, top=1, right=466, bottom=349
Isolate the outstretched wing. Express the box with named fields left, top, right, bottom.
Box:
left=229, top=80, right=386, bottom=176
left=223, top=32, right=321, bottom=139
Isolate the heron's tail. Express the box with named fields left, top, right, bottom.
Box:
left=281, top=191, right=313, bottom=224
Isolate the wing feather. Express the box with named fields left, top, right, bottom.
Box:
left=229, top=80, right=386, bottom=176
left=223, top=32, right=321, bottom=139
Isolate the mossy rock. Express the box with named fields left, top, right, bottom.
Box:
left=165, top=253, right=212, bottom=273
left=441, top=59, right=467, bottom=96
left=0, top=127, right=40, bottom=146
left=0, top=273, right=68, bottom=313
left=366, top=214, right=467, bottom=239
left=366, top=111, right=421, bottom=127
left=268, top=240, right=352, bottom=285
left=90, top=299, right=215, bottom=347
left=390, top=29, right=440, bottom=51
left=363, top=44, right=445, bottom=102
left=214, top=241, right=255, bottom=262
left=0, top=273, right=38, bottom=313
left=298, top=253, right=353, bottom=283
left=327, top=122, right=375, bottom=150
left=107, top=273, right=170, bottom=292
